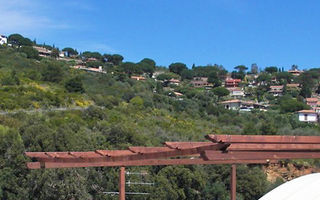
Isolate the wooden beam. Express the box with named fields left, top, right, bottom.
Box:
left=203, top=150, right=320, bottom=161
left=206, top=134, right=320, bottom=144
left=119, top=167, right=125, bottom=200
left=128, top=146, right=176, bottom=154
left=27, top=143, right=229, bottom=163
left=230, top=164, right=236, bottom=200
left=26, top=158, right=277, bottom=169
left=228, top=143, right=320, bottom=151
left=165, top=142, right=214, bottom=149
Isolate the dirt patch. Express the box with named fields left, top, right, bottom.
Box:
left=264, top=162, right=320, bottom=182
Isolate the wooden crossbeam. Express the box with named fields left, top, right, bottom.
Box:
left=26, top=158, right=277, bottom=169
left=128, top=146, right=175, bottom=154
left=228, top=143, right=320, bottom=151
left=206, top=134, right=320, bottom=144
left=203, top=150, right=320, bottom=161
left=25, top=143, right=229, bottom=163
left=165, top=142, right=214, bottom=149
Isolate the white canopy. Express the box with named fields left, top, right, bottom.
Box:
left=259, top=173, right=320, bottom=200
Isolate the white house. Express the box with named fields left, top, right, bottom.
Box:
left=0, top=35, right=7, bottom=45
left=297, top=110, right=318, bottom=122
left=220, top=99, right=242, bottom=110
left=59, top=51, right=66, bottom=58
left=227, top=87, right=245, bottom=98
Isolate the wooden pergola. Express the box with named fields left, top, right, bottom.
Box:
left=26, top=134, right=320, bottom=200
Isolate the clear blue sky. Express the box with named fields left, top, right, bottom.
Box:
left=1, top=0, right=320, bottom=71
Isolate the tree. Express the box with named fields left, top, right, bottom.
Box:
left=279, top=97, right=309, bottom=113
left=104, top=54, right=124, bottom=65
left=82, top=51, right=103, bottom=60
left=1, top=70, right=20, bottom=86
left=169, top=62, right=187, bottom=75
left=139, top=58, right=156, bottom=77
left=251, top=63, right=258, bottom=74
left=231, top=71, right=245, bottom=80
left=300, top=85, right=312, bottom=98
left=51, top=48, right=59, bottom=58
left=234, top=65, right=248, bottom=73
left=276, top=72, right=293, bottom=84
left=140, top=58, right=156, bottom=67
left=119, top=62, right=141, bottom=76
left=236, top=166, right=269, bottom=200
left=265, top=66, right=278, bottom=74
left=42, top=63, right=64, bottom=82
left=8, top=34, right=33, bottom=46
left=151, top=166, right=205, bottom=200
left=65, top=76, right=85, bottom=93
left=291, top=64, right=298, bottom=70
left=181, top=69, right=193, bottom=80
left=208, top=71, right=221, bottom=87
left=85, top=61, right=103, bottom=68
left=156, top=72, right=179, bottom=81
left=20, top=46, right=39, bottom=59
left=213, top=87, right=230, bottom=100
left=62, top=47, right=78, bottom=57
left=256, top=73, right=271, bottom=85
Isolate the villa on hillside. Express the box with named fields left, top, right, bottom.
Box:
left=131, top=76, right=146, bottom=81
left=225, top=78, right=241, bottom=87
left=33, top=46, right=52, bottom=57
left=168, top=78, right=180, bottom=86
left=0, top=35, right=7, bottom=45
left=286, top=83, right=300, bottom=91
left=288, top=69, right=303, bottom=76
left=227, top=87, right=245, bottom=98
left=306, top=98, right=318, bottom=108
left=269, top=85, right=284, bottom=96
left=297, top=110, right=318, bottom=123
left=72, top=65, right=105, bottom=74
left=190, top=77, right=213, bottom=88
left=220, top=99, right=267, bottom=111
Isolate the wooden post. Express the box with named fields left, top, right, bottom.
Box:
left=231, top=164, right=236, bottom=200
left=119, top=167, right=125, bottom=200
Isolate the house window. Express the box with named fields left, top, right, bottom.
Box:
left=304, top=114, right=308, bottom=121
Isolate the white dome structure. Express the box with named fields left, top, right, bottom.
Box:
left=259, top=173, right=320, bottom=200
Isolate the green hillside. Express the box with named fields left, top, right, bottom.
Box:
left=0, top=35, right=320, bottom=200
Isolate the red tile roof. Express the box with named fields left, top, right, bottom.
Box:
left=270, top=85, right=284, bottom=89
left=298, top=110, right=317, bottom=114
left=306, top=98, right=318, bottom=102
left=219, top=99, right=242, bottom=104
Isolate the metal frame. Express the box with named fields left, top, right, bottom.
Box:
left=25, top=135, right=320, bottom=200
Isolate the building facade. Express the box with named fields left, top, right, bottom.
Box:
left=298, top=110, right=318, bottom=122
left=0, top=35, right=7, bottom=45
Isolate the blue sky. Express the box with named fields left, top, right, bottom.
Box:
left=1, top=0, right=320, bottom=71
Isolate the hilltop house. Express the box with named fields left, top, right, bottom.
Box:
left=190, top=77, right=212, bottom=88
left=225, top=78, right=241, bottom=87
left=168, top=78, right=180, bottom=86
left=131, top=76, right=146, bottom=81
left=297, top=110, right=318, bottom=122
left=306, top=98, right=318, bottom=109
left=33, top=46, right=51, bottom=57
left=59, top=51, right=66, bottom=58
left=269, top=85, right=284, bottom=96
left=286, top=83, right=300, bottom=91
left=220, top=99, right=266, bottom=111
left=72, top=65, right=105, bottom=74
left=288, top=69, right=303, bottom=76
left=0, top=35, right=7, bottom=45
left=227, top=87, right=245, bottom=98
